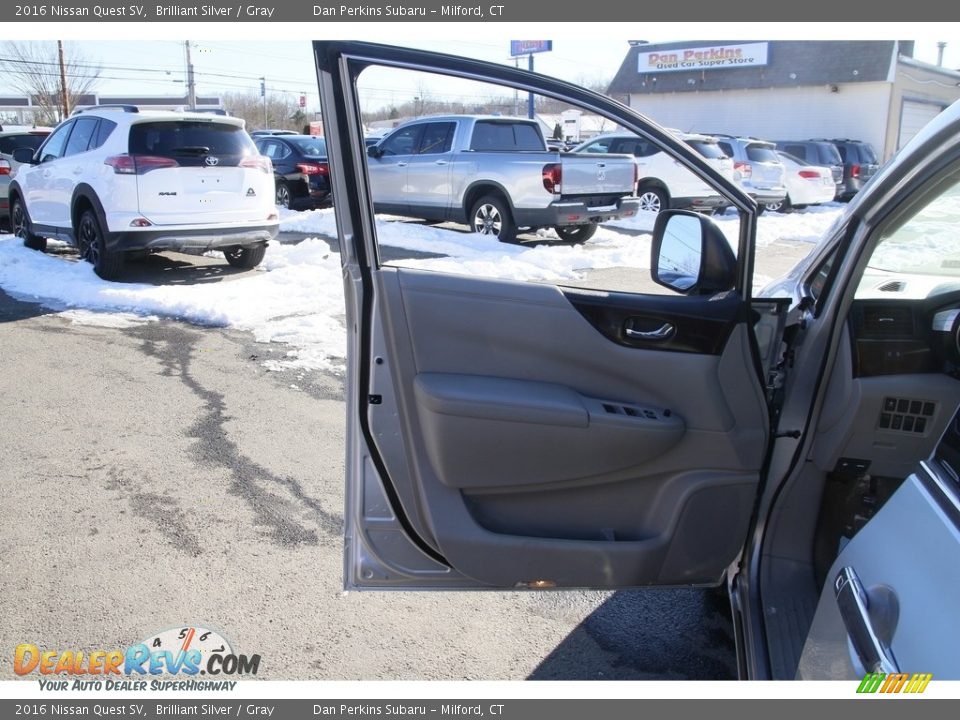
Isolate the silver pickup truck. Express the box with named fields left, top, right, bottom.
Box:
left=366, top=115, right=640, bottom=243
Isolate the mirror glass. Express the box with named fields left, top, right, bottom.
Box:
left=657, top=215, right=703, bottom=292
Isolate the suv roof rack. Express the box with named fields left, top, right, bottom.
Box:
left=73, top=104, right=140, bottom=115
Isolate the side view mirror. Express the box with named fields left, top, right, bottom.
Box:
left=12, top=147, right=37, bottom=165
left=367, top=145, right=383, bottom=159
left=651, top=210, right=737, bottom=295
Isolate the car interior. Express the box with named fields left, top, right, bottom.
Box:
left=757, top=171, right=960, bottom=677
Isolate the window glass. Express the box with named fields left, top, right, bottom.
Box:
left=380, top=124, right=424, bottom=156
left=857, top=175, right=960, bottom=297
left=469, top=121, right=543, bottom=151
left=717, top=141, right=734, bottom=158
left=689, top=140, right=726, bottom=160
left=37, top=121, right=73, bottom=163
left=784, top=144, right=807, bottom=159
left=746, top=144, right=779, bottom=163
left=129, top=121, right=257, bottom=166
left=0, top=133, right=48, bottom=155
left=287, top=136, right=326, bottom=157
left=91, top=119, right=117, bottom=150
left=580, top=139, right=611, bottom=153
left=418, top=123, right=454, bottom=155
left=64, top=117, right=99, bottom=157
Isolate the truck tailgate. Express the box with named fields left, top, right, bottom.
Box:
left=561, top=153, right=635, bottom=195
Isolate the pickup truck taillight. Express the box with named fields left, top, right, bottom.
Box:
left=734, top=161, right=752, bottom=179
left=542, top=163, right=562, bottom=194
left=105, top=155, right=179, bottom=174
left=850, top=163, right=861, bottom=179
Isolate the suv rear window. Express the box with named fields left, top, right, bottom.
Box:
left=470, top=121, right=545, bottom=152
left=817, top=144, right=842, bottom=165
left=129, top=121, right=256, bottom=166
left=688, top=140, right=726, bottom=159
left=0, top=133, right=48, bottom=155
left=856, top=143, right=878, bottom=164
left=746, top=144, right=779, bottom=163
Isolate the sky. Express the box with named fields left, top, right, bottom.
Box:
left=3, top=26, right=960, bottom=116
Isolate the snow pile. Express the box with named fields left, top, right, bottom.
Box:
left=0, top=204, right=844, bottom=374
left=0, top=236, right=347, bottom=373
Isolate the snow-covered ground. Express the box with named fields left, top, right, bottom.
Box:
left=0, top=205, right=844, bottom=373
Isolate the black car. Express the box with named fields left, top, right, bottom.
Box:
left=813, top=138, right=880, bottom=201
left=253, top=134, right=330, bottom=210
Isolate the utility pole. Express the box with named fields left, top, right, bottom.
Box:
left=513, top=57, right=519, bottom=116
left=937, top=42, right=947, bottom=67
left=260, top=77, right=267, bottom=128
left=184, top=41, right=197, bottom=109
left=57, top=40, right=69, bottom=119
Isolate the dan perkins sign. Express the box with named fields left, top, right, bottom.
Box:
left=638, top=42, right=769, bottom=73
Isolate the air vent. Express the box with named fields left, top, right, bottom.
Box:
left=862, top=306, right=914, bottom=337
left=876, top=280, right=905, bottom=292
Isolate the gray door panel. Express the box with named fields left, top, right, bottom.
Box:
left=360, top=267, right=768, bottom=589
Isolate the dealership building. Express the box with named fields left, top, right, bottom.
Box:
left=608, top=40, right=960, bottom=161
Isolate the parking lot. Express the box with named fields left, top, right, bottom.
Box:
left=0, top=209, right=826, bottom=680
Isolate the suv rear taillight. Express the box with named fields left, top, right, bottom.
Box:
left=240, top=155, right=273, bottom=174
left=105, top=154, right=179, bottom=175
left=734, top=161, right=752, bottom=179
left=0, top=159, right=10, bottom=176
left=851, top=163, right=861, bottom=179
left=296, top=162, right=328, bottom=176
left=542, top=163, right=562, bottom=194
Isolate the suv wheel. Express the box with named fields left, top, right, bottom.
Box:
left=11, top=197, right=46, bottom=252
left=637, top=187, right=666, bottom=214
left=471, top=195, right=517, bottom=243
left=77, top=210, right=125, bottom=280
left=223, top=244, right=267, bottom=269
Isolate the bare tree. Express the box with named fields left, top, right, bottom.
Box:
left=0, top=41, right=101, bottom=124
left=221, top=89, right=302, bottom=132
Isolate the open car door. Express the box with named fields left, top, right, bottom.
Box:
left=315, top=41, right=768, bottom=590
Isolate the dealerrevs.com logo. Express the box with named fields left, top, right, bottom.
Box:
left=14, top=626, right=261, bottom=691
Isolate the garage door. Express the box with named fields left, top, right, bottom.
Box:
left=898, top=100, right=944, bottom=150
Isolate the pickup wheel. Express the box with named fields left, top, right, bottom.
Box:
left=637, top=186, right=667, bottom=214
left=11, top=197, right=46, bottom=252
left=767, top=195, right=793, bottom=213
left=471, top=196, right=516, bottom=243
left=554, top=223, right=597, bottom=244
left=77, top=209, right=125, bottom=280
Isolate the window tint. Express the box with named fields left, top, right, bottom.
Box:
left=688, top=140, right=726, bottom=160
left=818, top=144, right=842, bottom=165
left=129, top=121, right=257, bottom=166
left=288, top=136, right=326, bottom=157
left=784, top=144, right=807, bottom=160
left=857, top=143, right=878, bottom=164
left=612, top=138, right=658, bottom=158
left=418, top=123, right=454, bottom=155
left=470, top=121, right=544, bottom=151
left=717, top=141, right=734, bottom=158
left=64, top=117, right=99, bottom=157
left=746, top=144, right=779, bottom=163
left=0, top=133, right=48, bottom=155
left=836, top=145, right=848, bottom=162
left=380, top=124, right=424, bottom=156
left=91, top=119, right=117, bottom=150
left=37, top=121, right=73, bottom=163
left=580, top=140, right=611, bottom=153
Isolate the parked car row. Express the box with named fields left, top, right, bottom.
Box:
left=563, top=127, right=879, bottom=216
left=0, top=126, right=51, bottom=230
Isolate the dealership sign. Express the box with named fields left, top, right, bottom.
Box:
left=511, top=40, right=553, bottom=56
left=638, top=42, right=769, bottom=73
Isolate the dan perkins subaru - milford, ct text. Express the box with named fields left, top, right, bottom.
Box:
left=312, top=4, right=504, bottom=16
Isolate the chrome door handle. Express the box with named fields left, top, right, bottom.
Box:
left=396, top=162, right=407, bottom=167
left=435, top=160, right=447, bottom=165
left=625, top=323, right=674, bottom=341
left=834, top=567, right=899, bottom=674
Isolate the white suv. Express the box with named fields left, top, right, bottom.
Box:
left=572, top=131, right=729, bottom=214
left=8, top=106, right=279, bottom=279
